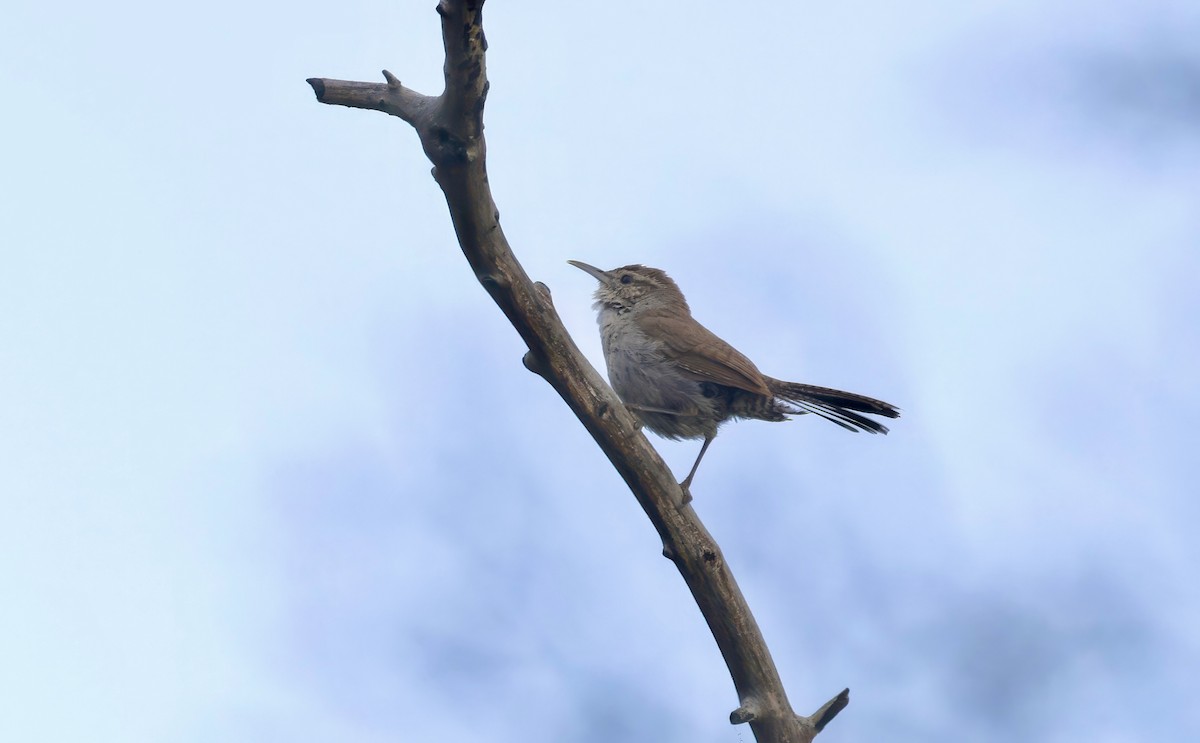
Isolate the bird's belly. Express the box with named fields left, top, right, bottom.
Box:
left=634, top=408, right=717, bottom=441
left=598, top=328, right=721, bottom=440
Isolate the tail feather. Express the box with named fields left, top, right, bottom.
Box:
left=768, top=380, right=900, bottom=435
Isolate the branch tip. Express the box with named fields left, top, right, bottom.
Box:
left=383, top=69, right=401, bottom=88
left=809, top=688, right=850, bottom=733
left=306, top=78, right=326, bottom=100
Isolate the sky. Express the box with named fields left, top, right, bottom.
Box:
left=2, top=1, right=1198, bottom=741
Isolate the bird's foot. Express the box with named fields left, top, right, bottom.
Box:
left=678, top=480, right=694, bottom=507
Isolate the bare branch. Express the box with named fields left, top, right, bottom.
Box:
left=808, top=688, right=851, bottom=733
left=307, top=2, right=846, bottom=740
left=305, top=72, right=433, bottom=126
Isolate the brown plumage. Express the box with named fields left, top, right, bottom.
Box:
left=569, top=261, right=899, bottom=497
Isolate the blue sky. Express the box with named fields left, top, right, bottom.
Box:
left=2, top=1, right=1197, bottom=741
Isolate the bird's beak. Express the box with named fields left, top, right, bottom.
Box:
left=567, top=260, right=614, bottom=286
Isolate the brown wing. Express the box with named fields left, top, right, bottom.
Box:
left=639, top=310, right=772, bottom=397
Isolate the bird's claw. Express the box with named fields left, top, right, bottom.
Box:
left=678, top=482, right=693, bottom=506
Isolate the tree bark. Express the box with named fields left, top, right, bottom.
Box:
left=306, top=3, right=847, bottom=740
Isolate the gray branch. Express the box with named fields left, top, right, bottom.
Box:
left=306, top=2, right=847, bottom=740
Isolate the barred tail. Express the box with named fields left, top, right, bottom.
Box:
left=767, top=379, right=900, bottom=434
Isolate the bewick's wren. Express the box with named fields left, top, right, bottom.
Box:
left=569, top=261, right=899, bottom=498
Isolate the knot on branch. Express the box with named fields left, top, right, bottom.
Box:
left=522, top=350, right=549, bottom=378
left=479, top=271, right=510, bottom=291
left=427, top=125, right=474, bottom=164
left=533, top=280, right=553, bottom=307
left=730, top=700, right=759, bottom=725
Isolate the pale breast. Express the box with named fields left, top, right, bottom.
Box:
left=596, top=307, right=721, bottom=439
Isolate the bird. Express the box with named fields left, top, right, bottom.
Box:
left=569, top=260, right=899, bottom=499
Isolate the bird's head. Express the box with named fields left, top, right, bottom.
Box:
left=568, top=261, right=689, bottom=313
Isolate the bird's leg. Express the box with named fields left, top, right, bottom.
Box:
left=678, top=434, right=714, bottom=505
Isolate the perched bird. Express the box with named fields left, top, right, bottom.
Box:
left=569, top=260, right=899, bottom=498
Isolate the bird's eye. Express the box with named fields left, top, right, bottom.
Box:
left=620, top=274, right=632, bottom=284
